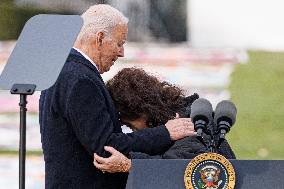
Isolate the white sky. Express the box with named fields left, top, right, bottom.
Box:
left=189, top=0, right=284, bottom=50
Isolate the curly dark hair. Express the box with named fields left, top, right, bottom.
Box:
left=106, top=67, right=187, bottom=127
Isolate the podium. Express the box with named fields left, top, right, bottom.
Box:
left=126, top=159, right=284, bottom=189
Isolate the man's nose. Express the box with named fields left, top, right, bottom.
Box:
left=118, top=46, right=124, bottom=57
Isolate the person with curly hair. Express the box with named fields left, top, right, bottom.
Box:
left=106, top=67, right=190, bottom=130
left=93, top=67, right=236, bottom=174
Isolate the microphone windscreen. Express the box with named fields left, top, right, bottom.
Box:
left=190, top=98, right=213, bottom=124
left=214, top=100, right=237, bottom=126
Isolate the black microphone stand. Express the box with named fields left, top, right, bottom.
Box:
left=194, top=120, right=207, bottom=147
left=207, top=121, right=217, bottom=153
left=193, top=120, right=218, bottom=153
left=216, top=120, right=231, bottom=149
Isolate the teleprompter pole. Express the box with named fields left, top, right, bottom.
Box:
left=11, top=84, right=36, bottom=189
left=19, top=94, right=27, bottom=189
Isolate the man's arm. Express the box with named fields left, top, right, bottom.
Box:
left=67, top=78, right=186, bottom=157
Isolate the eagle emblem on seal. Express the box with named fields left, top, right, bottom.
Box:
left=198, top=165, right=223, bottom=189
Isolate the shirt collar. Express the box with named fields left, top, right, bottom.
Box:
left=73, top=47, right=98, bottom=70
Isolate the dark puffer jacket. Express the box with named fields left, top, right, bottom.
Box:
left=130, top=93, right=236, bottom=159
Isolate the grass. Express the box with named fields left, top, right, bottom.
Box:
left=227, top=51, right=284, bottom=159
left=0, top=149, right=43, bottom=156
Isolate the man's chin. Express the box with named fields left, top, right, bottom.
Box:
left=100, top=67, right=111, bottom=74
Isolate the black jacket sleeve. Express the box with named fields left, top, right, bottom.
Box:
left=66, top=78, right=172, bottom=157
left=128, top=136, right=207, bottom=159
left=129, top=135, right=236, bottom=159
left=162, top=136, right=207, bottom=159
left=162, top=135, right=236, bottom=159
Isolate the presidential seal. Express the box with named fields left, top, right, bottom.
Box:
left=184, top=153, right=235, bottom=189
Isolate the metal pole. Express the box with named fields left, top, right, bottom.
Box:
left=10, top=84, right=36, bottom=189
left=19, top=94, right=27, bottom=189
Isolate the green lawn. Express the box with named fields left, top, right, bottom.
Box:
left=0, top=149, right=43, bottom=156
left=227, top=51, right=284, bottom=159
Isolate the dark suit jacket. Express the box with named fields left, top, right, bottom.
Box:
left=39, top=48, right=172, bottom=189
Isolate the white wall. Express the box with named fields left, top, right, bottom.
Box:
left=189, top=0, right=284, bottom=50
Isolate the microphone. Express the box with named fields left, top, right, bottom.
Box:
left=214, top=100, right=237, bottom=148
left=190, top=98, right=214, bottom=146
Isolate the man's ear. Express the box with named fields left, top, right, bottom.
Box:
left=96, top=31, right=105, bottom=48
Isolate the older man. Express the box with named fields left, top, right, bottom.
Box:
left=39, top=4, right=195, bottom=189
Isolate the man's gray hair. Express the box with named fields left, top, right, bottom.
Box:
left=77, top=4, right=128, bottom=42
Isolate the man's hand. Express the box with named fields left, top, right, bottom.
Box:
left=93, top=146, right=131, bottom=173
left=165, top=115, right=196, bottom=141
